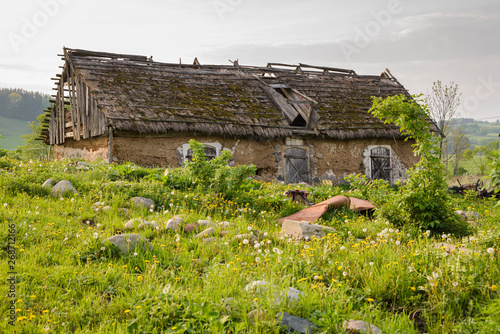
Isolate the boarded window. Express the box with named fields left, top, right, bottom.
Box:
left=284, top=147, right=310, bottom=184
left=186, top=145, right=217, bottom=161
left=370, top=147, right=391, bottom=182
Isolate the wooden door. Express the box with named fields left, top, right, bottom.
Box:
left=285, top=148, right=310, bottom=184
left=370, top=147, right=391, bottom=182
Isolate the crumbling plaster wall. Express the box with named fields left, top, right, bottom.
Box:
left=54, top=136, right=108, bottom=161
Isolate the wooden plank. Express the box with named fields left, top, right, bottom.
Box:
left=73, top=74, right=80, bottom=140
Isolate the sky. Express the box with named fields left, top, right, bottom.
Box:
left=1, top=0, right=499, bottom=121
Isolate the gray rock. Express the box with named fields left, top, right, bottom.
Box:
left=51, top=180, right=78, bottom=197
left=124, top=218, right=147, bottom=230
left=203, top=237, right=217, bottom=244
left=166, top=218, right=183, bottom=231
left=276, top=312, right=317, bottom=334
left=42, top=178, right=56, bottom=189
left=198, top=219, right=216, bottom=228
left=244, top=280, right=273, bottom=293
left=284, top=287, right=302, bottom=304
left=343, top=319, right=382, bottom=334
left=281, top=220, right=335, bottom=240
left=75, top=161, right=89, bottom=170
left=195, top=227, right=215, bottom=238
left=132, top=197, right=155, bottom=210
left=106, top=234, right=152, bottom=255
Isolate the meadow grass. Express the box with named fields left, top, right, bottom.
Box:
left=1, top=158, right=499, bottom=333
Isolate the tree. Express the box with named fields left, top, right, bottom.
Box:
left=426, top=80, right=461, bottom=165
left=20, top=113, right=48, bottom=159
left=449, top=126, right=470, bottom=175
left=464, top=141, right=499, bottom=175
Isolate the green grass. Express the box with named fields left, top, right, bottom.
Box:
left=1, top=158, right=500, bottom=333
left=0, top=116, right=31, bottom=150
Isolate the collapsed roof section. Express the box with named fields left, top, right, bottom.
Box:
left=41, top=47, right=439, bottom=145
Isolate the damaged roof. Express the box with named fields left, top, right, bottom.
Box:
left=44, top=47, right=440, bottom=142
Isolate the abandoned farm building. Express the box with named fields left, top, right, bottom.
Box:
left=41, top=48, right=439, bottom=185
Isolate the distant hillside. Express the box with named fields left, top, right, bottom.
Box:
left=0, top=87, right=50, bottom=122
left=450, top=118, right=500, bottom=147
left=0, top=115, right=31, bottom=150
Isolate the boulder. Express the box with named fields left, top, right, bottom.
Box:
left=42, top=178, right=56, bottom=189
left=281, top=220, right=335, bottom=240
left=342, top=319, right=382, bottom=334
left=51, top=180, right=78, bottom=197
left=166, top=218, right=183, bottom=231
left=184, top=223, right=198, bottom=233
left=276, top=312, right=317, bottom=334
left=195, top=227, right=215, bottom=238
left=132, top=197, right=155, bottom=210
left=106, top=234, right=152, bottom=255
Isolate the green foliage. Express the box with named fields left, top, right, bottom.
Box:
left=184, top=139, right=256, bottom=195
left=107, top=162, right=162, bottom=182
left=369, top=94, right=472, bottom=236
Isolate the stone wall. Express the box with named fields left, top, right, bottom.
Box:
left=54, top=136, right=109, bottom=162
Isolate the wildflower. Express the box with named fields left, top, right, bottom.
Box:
left=395, top=241, right=400, bottom=245
left=273, top=247, right=279, bottom=253
left=304, top=245, right=309, bottom=249
left=452, top=282, right=459, bottom=287
left=133, top=252, right=138, bottom=256
left=343, top=271, right=348, bottom=277
left=101, top=247, right=106, bottom=251
left=255, top=257, right=261, bottom=262
left=3, top=203, right=7, bottom=207
left=242, top=239, right=249, bottom=245
left=369, top=262, right=374, bottom=266
left=432, top=272, right=439, bottom=279
left=340, top=246, right=346, bottom=251
left=247, top=226, right=252, bottom=231
left=264, top=232, right=268, bottom=237
left=487, top=248, right=495, bottom=254
left=410, top=287, right=416, bottom=291
left=470, top=236, right=475, bottom=242
left=124, top=309, right=130, bottom=313
left=93, top=233, right=99, bottom=239
left=137, top=276, right=143, bottom=282
left=367, top=298, right=374, bottom=302
left=362, top=228, right=367, bottom=233
left=314, top=275, right=323, bottom=280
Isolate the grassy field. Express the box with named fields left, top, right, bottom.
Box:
left=0, top=116, right=30, bottom=150
left=1, top=157, right=499, bottom=333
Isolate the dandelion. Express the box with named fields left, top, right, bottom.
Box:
left=133, top=252, right=138, bottom=256
left=492, top=285, right=498, bottom=291
left=93, top=233, right=98, bottom=239
left=3, top=203, right=7, bottom=207
left=137, top=276, right=143, bottom=282
left=247, top=226, right=252, bottom=231
left=362, top=228, right=367, bottom=233
left=243, top=239, right=249, bottom=245
left=369, top=262, right=374, bottom=266
left=452, top=282, right=459, bottom=287
left=314, top=275, right=323, bottom=280
left=124, top=309, right=130, bottom=313
left=273, top=247, right=279, bottom=253
left=487, top=248, right=495, bottom=254
left=410, top=287, right=416, bottom=291
left=432, top=272, right=439, bottom=279
left=395, top=241, right=400, bottom=245
left=340, top=246, right=346, bottom=251
left=343, top=271, right=348, bottom=277
left=264, top=232, right=268, bottom=237
left=255, top=257, right=261, bottom=262
left=367, top=298, right=374, bottom=302
left=470, top=236, right=475, bottom=242
left=101, top=247, right=106, bottom=251
left=304, top=245, right=309, bottom=250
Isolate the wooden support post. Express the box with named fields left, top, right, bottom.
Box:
left=108, top=126, right=113, bottom=164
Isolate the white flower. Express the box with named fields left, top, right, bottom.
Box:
left=71, top=198, right=75, bottom=202
left=304, top=245, right=309, bottom=249
left=389, top=228, right=394, bottom=233
left=432, top=272, right=439, bottom=279
left=169, top=203, right=173, bottom=207
left=487, top=248, right=495, bottom=254
left=149, top=209, right=153, bottom=213
left=93, top=233, right=99, bottom=239
left=242, top=239, right=249, bottom=245
left=369, top=262, right=374, bottom=266
left=254, top=243, right=260, bottom=249
left=3, top=203, right=7, bottom=207
left=273, top=247, right=279, bottom=253
left=247, top=226, right=252, bottom=231
left=263, top=232, right=268, bottom=237
left=385, top=221, right=389, bottom=225
left=101, top=247, right=106, bottom=251
left=60, top=197, right=64, bottom=201
left=264, top=249, right=269, bottom=253
left=452, top=282, right=459, bottom=287
left=470, top=237, right=475, bottom=241
left=362, top=228, right=367, bottom=233
left=133, top=252, right=138, bottom=256
left=257, top=249, right=262, bottom=253
left=340, top=246, right=346, bottom=250
left=260, top=241, right=264, bottom=246
left=267, top=240, right=271, bottom=244
left=395, top=241, right=400, bottom=245
left=407, top=233, right=411, bottom=237
left=255, top=257, right=261, bottom=262
left=164, top=210, right=169, bottom=214
left=171, top=190, right=175, bottom=195
left=76, top=233, right=80, bottom=238
left=343, top=271, right=348, bottom=276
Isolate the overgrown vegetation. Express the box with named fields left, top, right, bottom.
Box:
left=1, top=137, right=500, bottom=333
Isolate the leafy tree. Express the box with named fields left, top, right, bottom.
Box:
left=426, top=81, right=461, bottom=165
left=369, top=94, right=470, bottom=236
left=19, top=113, right=49, bottom=159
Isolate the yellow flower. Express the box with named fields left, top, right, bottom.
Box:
left=492, top=285, right=498, bottom=291
left=137, top=276, right=143, bottom=282
left=410, top=287, right=416, bottom=291
left=136, top=306, right=141, bottom=309
left=297, top=278, right=307, bottom=283
left=367, top=298, right=374, bottom=302
left=124, top=309, right=130, bottom=313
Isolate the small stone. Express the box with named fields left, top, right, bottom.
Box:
left=285, top=287, right=302, bottom=303
left=184, top=223, right=198, bottom=233
left=343, top=319, right=382, bottom=334
left=132, top=197, right=155, bottom=210
left=124, top=218, right=147, bottom=230
left=203, top=237, right=217, bottom=244
left=42, top=178, right=55, bottom=189
left=195, top=227, right=215, bottom=238
left=281, top=220, right=335, bottom=240
left=198, top=219, right=216, bottom=228
left=244, top=280, right=273, bottom=293
left=106, top=234, right=152, bottom=255
left=218, top=221, right=233, bottom=228
left=166, top=218, right=183, bottom=231
left=276, top=312, right=317, bottom=334
left=51, top=180, right=78, bottom=197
